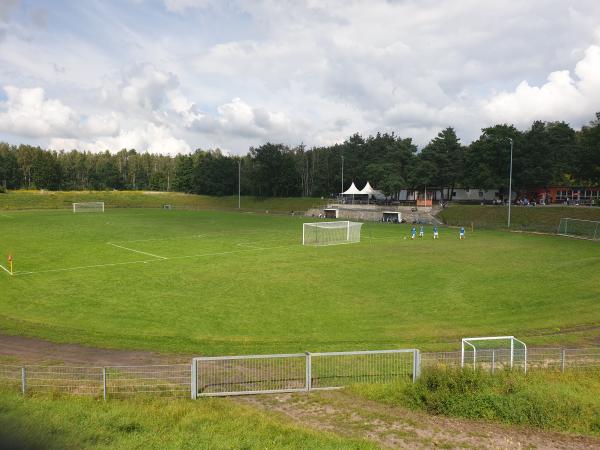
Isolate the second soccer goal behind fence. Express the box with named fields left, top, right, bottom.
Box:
left=73, top=202, right=105, bottom=213
left=303, top=221, right=363, bottom=246
left=557, top=218, right=600, bottom=240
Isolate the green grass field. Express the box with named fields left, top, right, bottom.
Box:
left=1, top=206, right=598, bottom=355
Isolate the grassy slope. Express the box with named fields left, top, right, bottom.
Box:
left=438, top=204, right=600, bottom=233
left=0, top=390, right=374, bottom=450
left=0, top=208, right=598, bottom=354
left=0, top=190, right=325, bottom=212
left=349, top=368, right=600, bottom=437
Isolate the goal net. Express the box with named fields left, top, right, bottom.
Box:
left=303, top=221, right=363, bottom=246
left=557, top=218, right=599, bottom=240
left=461, top=336, right=527, bottom=372
left=73, top=202, right=105, bottom=213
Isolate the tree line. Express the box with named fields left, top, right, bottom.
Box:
left=1, top=114, right=598, bottom=199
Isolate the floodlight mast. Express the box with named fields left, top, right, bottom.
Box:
left=484, top=134, right=514, bottom=228
left=507, top=138, right=513, bottom=228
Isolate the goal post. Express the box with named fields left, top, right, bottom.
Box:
left=73, top=202, right=105, bottom=213
left=302, top=221, right=363, bottom=246
left=461, top=336, right=527, bottom=372
left=557, top=218, right=600, bottom=240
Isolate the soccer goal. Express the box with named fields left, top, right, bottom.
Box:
left=73, top=202, right=105, bottom=213
left=557, top=218, right=599, bottom=240
left=461, top=336, right=527, bottom=372
left=303, top=221, right=363, bottom=246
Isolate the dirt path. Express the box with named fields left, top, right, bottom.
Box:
left=0, top=334, right=189, bottom=365
left=242, top=390, right=600, bottom=449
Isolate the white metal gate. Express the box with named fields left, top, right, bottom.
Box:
left=192, top=349, right=419, bottom=398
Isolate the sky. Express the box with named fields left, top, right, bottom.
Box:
left=0, top=0, right=599, bottom=155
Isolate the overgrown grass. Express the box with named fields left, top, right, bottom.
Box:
left=438, top=204, right=600, bottom=233
left=0, top=389, right=375, bottom=449
left=350, top=368, right=600, bottom=436
left=0, top=190, right=325, bottom=212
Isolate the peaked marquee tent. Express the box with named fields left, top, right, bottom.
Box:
left=341, top=181, right=385, bottom=203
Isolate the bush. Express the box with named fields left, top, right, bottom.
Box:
left=350, top=368, right=600, bottom=436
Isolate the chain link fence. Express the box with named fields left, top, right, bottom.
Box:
left=0, top=347, right=598, bottom=399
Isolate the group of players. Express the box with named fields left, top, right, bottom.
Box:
left=409, top=225, right=466, bottom=239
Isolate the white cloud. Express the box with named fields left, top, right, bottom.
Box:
left=0, top=86, right=120, bottom=140
left=102, top=63, right=179, bottom=114
left=0, top=86, right=78, bottom=138
left=50, top=123, right=190, bottom=155
left=484, top=45, right=600, bottom=126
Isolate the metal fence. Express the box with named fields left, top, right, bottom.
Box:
left=0, top=347, right=598, bottom=400
left=421, top=347, right=600, bottom=373
left=0, top=364, right=190, bottom=399
left=192, top=350, right=419, bottom=398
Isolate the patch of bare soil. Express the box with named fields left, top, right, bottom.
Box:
left=0, top=334, right=188, bottom=365
left=241, top=390, right=600, bottom=449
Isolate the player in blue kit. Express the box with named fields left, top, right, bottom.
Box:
left=411, top=226, right=416, bottom=239
left=459, top=226, right=465, bottom=239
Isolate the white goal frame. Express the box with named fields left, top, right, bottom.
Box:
left=302, top=221, right=362, bottom=246
left=557, top=218, right=600, bottom=240
left=73, top=202, right=105, bottom=213
left=461, top=336, right=527, bottom=372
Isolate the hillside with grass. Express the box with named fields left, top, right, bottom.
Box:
left=438, top=204, right=600, bottom=233
left=0, top=190, right=325, bottom=213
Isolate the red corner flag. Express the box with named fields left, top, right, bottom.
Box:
left=7, top=254, right=13, bottom=275
left=8, top=255, right=12, bottom=262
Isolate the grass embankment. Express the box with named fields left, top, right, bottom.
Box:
left=0, top=190, right=325, bottom=213
left=438, top=204, right=600, bottom=233
left=0, top=390, right=374, bottom=450
left=351, top=368, right=600, bottom=437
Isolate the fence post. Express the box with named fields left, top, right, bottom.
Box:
left=191, top=360, right=198, bottom=399
left=412, top=350, right=420, bottom=382
left=21, top=367, right=26, bottom=396
left=102, top=368, right=107, bottom=401
left=305, top=352, right=312, bottom=391
left=561, top=349, right=566, bottom=373
left=491, top=349, right=495, bottom=374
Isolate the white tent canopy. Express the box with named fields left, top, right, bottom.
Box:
left=341, top=182, right=361, bottom=195
left=358, top=181, right=376, bottom=195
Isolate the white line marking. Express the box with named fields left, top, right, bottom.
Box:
left=12, top=259, right=155, bottom=276
left=0, top=213, right=14, bottom=219
left=111, top=234, right=209, bottom=244
left=107, top=243, right=167, bottom=259
left=0, top=264, right=12, bottom=275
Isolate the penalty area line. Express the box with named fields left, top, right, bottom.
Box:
left=107, top=242, right=167, bottom=259
left=11, top=259, right=155, bottom=276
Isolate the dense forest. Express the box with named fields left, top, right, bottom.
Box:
left=0, top=115, right=598, bottom=199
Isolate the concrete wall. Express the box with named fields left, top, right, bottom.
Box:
left=306, top=204, right=438, bottom=224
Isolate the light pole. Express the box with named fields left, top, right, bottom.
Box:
left=507, top=138, right=513, bottom=228
left=341, top=154, right=344, bottom=195
left=238, top=159, right=241, bottom=209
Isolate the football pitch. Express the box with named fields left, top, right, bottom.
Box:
left=0, top=208, right=598, bottom=355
